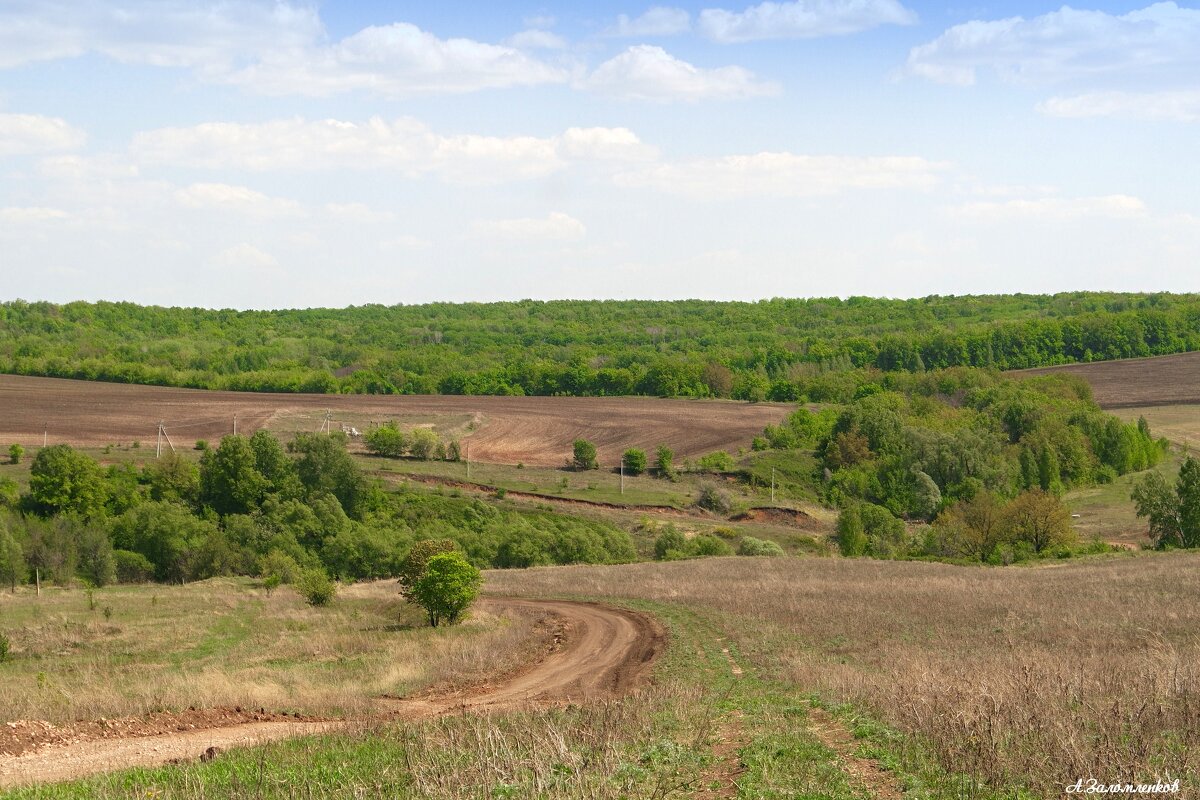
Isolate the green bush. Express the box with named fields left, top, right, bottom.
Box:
left=690, top=534, right=733, bottom=557
left=654, top=526, right=688, bottom=560
left=8, top=444, right=23, bottom=465
left=572, top=439, right=598, bottom=471
left=696, top=451, right=735, bottom=472
left=738, top=536, right=785, bottom=557
left=622, top=448, right=647, bottom=476
left=296, top=568, right=336, bottom=607
left=113, top=549, right=155, bottom=584
left=696, top=484, right=734, bottom=515
left=0, top=632, right=9, bottom=662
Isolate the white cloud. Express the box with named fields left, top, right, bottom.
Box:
left=698, top=0, right=915, bottom=43
left=0, top=206, right=70, bottom=223
left=207, top=243, right=281, bottom=272
left=505, top=29, right=568, bottom=50
left=132, top=117, right=655, bottom=183
left=225, top=22, right=569, bottom=96
left=175, top=183, right=302, bottom=216
left=0, top=0, right=321, bottom=70
left=324, top=202, right=396, bottom=223
left=582, top=46, right=778, bottom=101
left=607, top=7, right=692, bottom=37
left=37, top=154, right=139, bottom=179
left=1039, top=90, right=1200, bottom=122
left=616, top=152, right=946, bottom=197
left=0, top=113, right=86, bottom=156
left=473, top=212, right=587, bottom=241
left=906, top=3, right=1200, bottom=86
left=952, top=195, right=1148, bottom=221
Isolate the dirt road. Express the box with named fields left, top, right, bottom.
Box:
left=0, top=598, right=664, bottom=789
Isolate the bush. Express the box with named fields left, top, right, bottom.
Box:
left=622, top=448, right=647, bottom=476
left=8, top=444, right=23, bottom=465
left=113, top=549, right=154, bottom=584
left=296, top=568, right=336, bottom=607
left=738, top=536, right=785, bottom=557
left=696, top=484, right=734, bottom=515
left=258, top=549, right=301, bottom=584
left=696, top=451, right=735, bottom=472
left=0, top=632, right=9, bottom=662
left=690, top=534, right=733, bottom=557
left=654, top=526, right=688, bottom=560
left=655, top=445, right=675, bottom=479
left=572, top=439, right=598, bottom=471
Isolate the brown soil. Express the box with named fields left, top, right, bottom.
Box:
left=0, top=374, right=789, bottom=467
left=1020, top=351, right=1200, bottom=409
left=0, top=597, right=665, bottom=789
left=731, top=506, right=819, bottom=529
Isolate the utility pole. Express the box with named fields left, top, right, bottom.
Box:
left=233, top=414, right=238, bottom=435
left=771, top=467, right=776, bottom=504
left=157, top=421, right=163, bottom=458
left=43, top=424, right=47, bottom=448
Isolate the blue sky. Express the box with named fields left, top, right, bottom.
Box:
left=1, top=0, right=1197, bottom=309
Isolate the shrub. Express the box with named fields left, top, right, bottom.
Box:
left=447, top=440, right=462, bottom=462
left=738, top=536, right=785, bottom=557
left=409, top=428, right=439, bottom=460
left=690, top=534, right=733, bottom=557
left=113, top=549, right=154, bottom=584
left=258, top=549, right=301, bottom=584
left=655, top=445, right=675, bottom=479
left=0, top=632, right=9, bottom=662
left=654, top=526, right=688, bottom=560
left=572, top=439, right=598, bottom=471
left=696, top=451, right=735, bottom=472
left=696, top=484, right=734, bottom=515
left=8, top=444, right=23, bottom=465
left=296, top=568, right=336, bottom=607
left=397, top=539, right=458, bottom=603
left=622, top=448, right=647, bottom=476
left=411, top=552, right=482, bottom=627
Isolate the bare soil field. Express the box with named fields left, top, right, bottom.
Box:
left=0, top=374, right=790, bottom=466
left=1022, top=351, right=1200, bottom=408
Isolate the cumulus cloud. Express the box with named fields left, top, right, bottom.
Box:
left=132, top=117, right=656, bottom=183
left=616, top=152, right=946, bottom=197
left=175, top=183, right=302, bottom=216
left=698, top=0, right=915, bottom=43
left=906, top=3, right=1200, bottom=86
left=1039, top=90, right=1200, bottom=122
left=473, top=212, right=587, bottom=241
left=0, top=113, right=87, bottom=156
left=607, top=7, right=692, bottom=37
left=582, top=46, right=778, bottom=101
left=226, top=23, right=569, bottom=96
left=0, top=0, right=320, bottom=70
left=505, top=29, right=568, bottom=50
left=952, top=195, right=1148, bottom=221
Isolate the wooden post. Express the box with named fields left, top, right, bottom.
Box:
left=36, top=568, right=41, bottom=597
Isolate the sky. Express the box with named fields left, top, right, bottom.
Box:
left=0, top=0, right=1198, bottom=309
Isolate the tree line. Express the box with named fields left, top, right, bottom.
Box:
left=2, top=293, right=1199, bottom=398
left=0, top=431, right=636, bottom=593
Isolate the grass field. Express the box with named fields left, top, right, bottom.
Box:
left=0, top=579, right=544, bottom=725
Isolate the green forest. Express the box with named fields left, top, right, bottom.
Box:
left=2, top=292, right=1199, bottom=398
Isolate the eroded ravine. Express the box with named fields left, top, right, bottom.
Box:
left=0, top=598, right=664, bottom=789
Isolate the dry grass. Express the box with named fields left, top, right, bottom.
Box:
left=486, top=553, right=1200, bottom=795
left=0, top=578, right=543, bottom=724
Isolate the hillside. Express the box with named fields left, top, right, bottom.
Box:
left=4, top=293, right=1200, bottom=398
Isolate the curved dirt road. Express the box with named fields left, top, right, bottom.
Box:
left=0, top=598, right=663, bottom=790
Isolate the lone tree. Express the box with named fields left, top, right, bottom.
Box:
left=411, top=552, right=482, bottom=627
left=655, top=445, right=675, bottom=479
left=397, top=539, right=458, bottom=603
left=1003, top=489, right=1074, bottom=553
left=8, top=444, right=22, bottom=465
left=572, top=439, right=598, bottom=471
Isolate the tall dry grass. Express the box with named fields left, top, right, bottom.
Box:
left=0, top=578, right=545, bottom=724
left=486, top=553, right=1200, bottom=795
